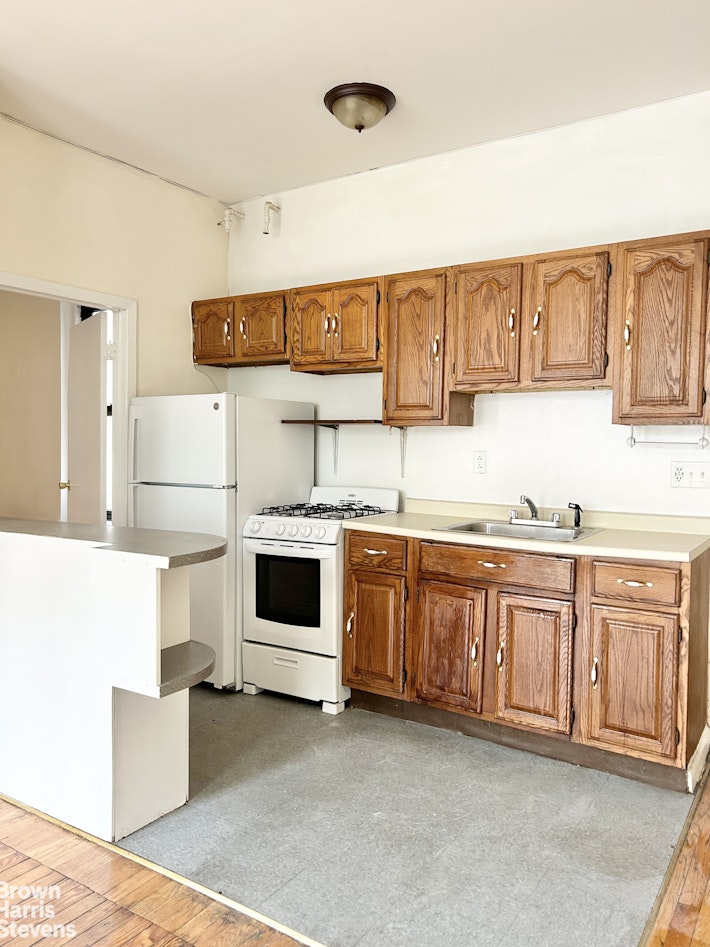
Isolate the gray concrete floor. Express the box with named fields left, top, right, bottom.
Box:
left=119, top=686, right=691, bottom=947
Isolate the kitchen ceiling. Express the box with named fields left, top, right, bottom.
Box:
left=2, top=0, right=710, bottom=205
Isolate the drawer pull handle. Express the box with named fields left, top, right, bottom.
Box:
left=616, top=578, right=653, bottom=588
left=532, top=306, right=542, bottom=335
left=471, top=636, right=479, bottom=668
left=364, top=548, right=388, bottom=556
left=432, top=334, right=440, bottom=361
left=346, top=611, right=355, bottom=638
left=508, top=308, right=515, bottom=337
left=478, top=560, right=507, bottom=569
left=591, top=657, right=599, bottom=688
left=496, top=642, right=504, bottom=670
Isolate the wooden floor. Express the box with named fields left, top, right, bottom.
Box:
left=0, top=799, right=311, bottom=946
left=642, top=769, right=710, bottom=946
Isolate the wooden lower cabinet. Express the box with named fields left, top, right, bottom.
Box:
left=494, top=593, right=574, bottom=734
left=415, top=581, right=486, bottom=712
left=585, top=604, right=678, bottom=761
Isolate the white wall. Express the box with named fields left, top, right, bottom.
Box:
left=0, top=118, right=228, bottom=396
left=227, top=92, right=710, bottom=517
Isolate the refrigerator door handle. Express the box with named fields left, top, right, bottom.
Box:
left=127, top=483, right=137, bottom=527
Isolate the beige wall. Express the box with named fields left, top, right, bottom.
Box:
left=0, top=117, right=227, bottom=395
left=0, top=292, right=60, bottom=520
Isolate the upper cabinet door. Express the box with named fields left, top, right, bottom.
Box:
left=614, top=239, right=709, bottom=423
left=290, top=289, right=330, bottom=366
left=234, top=292, right=288, bottom=364
left=529, top=252, right=609, bottom=383
left=453, top=263, right=522, bottom=387
left=192, top=299, right=235, bottom=363
left=331, top=281, right=380, bottom=365
left=383, top=270, right=447, bottom=423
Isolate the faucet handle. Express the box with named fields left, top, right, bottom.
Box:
left=552, top=513, right=560, bottom=524
left=508, top=509, right=518, bottom=522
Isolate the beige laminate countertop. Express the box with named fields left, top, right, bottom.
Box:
left=343, top=512, right=710, bottom=562
left=0, top=517, right=227, bottom=568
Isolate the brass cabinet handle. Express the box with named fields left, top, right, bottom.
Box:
left=478, top=560, right=507, bottom=569
left=239, top=317, right=247, bottom=340
left=471, top=636, right=479, bottom=668
left=224, top=319, right=231, bottom=341
left=331, top=315, right=338, bottom=336
left=432, top=335, right=440, bottom=361
left=58, top=481, right=71, bottom=491
left=364, top=548, right=388, bottom=556
left=508, top=308, right=515, bottom=337
left=532, top=306, right=542, bottom=336
left=591, top=657, right=599, bottom=688
left=617, top=578, right=653, bottom=588
left=324, top=316, right=331, bottom=336
left=496, top=642, right=504, bottom=670
left=346, top=611, right=355, bottom=638
left=624, top=320, right=632, bottom=350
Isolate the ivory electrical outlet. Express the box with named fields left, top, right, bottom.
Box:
left=474, top=451, right=488, bottom=474
left=670, top=461, right=710, bottom=488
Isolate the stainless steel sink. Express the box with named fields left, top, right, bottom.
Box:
left=433, top=520, right=600, bottom=542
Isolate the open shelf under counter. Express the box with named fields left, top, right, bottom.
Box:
left=160, top=640, right=216, bottom=697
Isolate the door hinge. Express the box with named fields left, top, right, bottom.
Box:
left=376, top=337, right=381, bottom=353
left=376, top=289, right=381, bottom=304
left=404, top=585, right=409, bottom=602
left=676, top=728, right=681, bottom=746
left=572, top=612, right=578, bottom=631
left=607, top=261, right=612, bottom=278
left=104, top=342, right=117, bottom=360
left=703, top=388, right=707, bottom=405
left=106, top=404, right=113, bottom=417
left=386, top=291, right=389, bottom=303
left=402, top=668, right=408, bottom=684
left=603, top=352, right=609, bottom=370
left=678, top=625, right=683, bottom=644
left=570, top=706, right=576, bottom=727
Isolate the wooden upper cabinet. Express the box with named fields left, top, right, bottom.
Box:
left=613, top=238, right=709, bottom=423
left=494, top=593, right=574, bottom=734
left=383, top=268, right=473, bottom=425
left=452, top=250, right=610, bottom=391
left=415, top=580, right=486, bottom=713
left=290, top=278, right=381, bottom=372
left=192, top=298, right=235, bottom=363
left=233, top=291, right=288, bottom=364
left=586, top=605, right=678, bottom=761
left=528, top=252, right=609, bottom=383
left=453, top=263, right=522, bottom=387
left=192, top=292, right=288, bottom=366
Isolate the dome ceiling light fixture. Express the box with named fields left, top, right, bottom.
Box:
left=324, top=82, right=396, bottom=133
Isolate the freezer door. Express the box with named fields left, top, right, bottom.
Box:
left=130, top=393, right=236, bottom=486
left=129, top=483, right=237, bottom=689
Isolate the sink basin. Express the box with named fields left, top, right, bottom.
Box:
left=433, top=520, right=600, bottom=542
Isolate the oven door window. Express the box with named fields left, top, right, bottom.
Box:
left=255, top=553, right=321, bottom=627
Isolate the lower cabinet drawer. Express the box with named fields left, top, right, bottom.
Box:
left=592, top=561, right=681, bottom=607
left=419, top=542, right=575, bottom=593
left=347, top=533, right=408, bottom=571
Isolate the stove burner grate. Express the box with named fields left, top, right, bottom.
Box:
left=259, top=502, right=385, bottom=520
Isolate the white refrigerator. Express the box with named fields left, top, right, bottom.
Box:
left=128, top=393, right=314, bottom=689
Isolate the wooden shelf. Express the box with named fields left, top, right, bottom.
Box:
left=160, top=640, right=215, bottom=697
left=281, top=419, right=383, bottom=426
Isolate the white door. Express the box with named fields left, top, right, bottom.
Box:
left=66, top=312, right=107, bottom=524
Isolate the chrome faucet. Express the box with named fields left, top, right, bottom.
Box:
left=520, top=495, right=539, bottom=520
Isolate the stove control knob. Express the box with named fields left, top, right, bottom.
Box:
left=315, top=526, right=327, bottom=539
left=275, top=523, right=286, bottom=536
left=301, top=525, right=312, bottom=537
left=249, top=520, right=261, bottom=533
left=288, top=524, right=299, bottom=537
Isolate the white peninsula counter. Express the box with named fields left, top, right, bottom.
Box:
left=0, top=518, right=226, bottom=842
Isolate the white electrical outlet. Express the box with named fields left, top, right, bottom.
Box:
left=474, top=451, right=487, bottom=474
left=670, top=461, right=710, bottom=488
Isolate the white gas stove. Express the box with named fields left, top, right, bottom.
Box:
left=241, top=486, right=399, bottom=713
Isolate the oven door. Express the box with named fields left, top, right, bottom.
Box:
left=243, top=537, right=342, bottom=656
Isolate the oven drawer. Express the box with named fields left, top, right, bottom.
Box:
left=242, top=641, right=350, bottom=704
left=347, top=532, right=408, bottom=572
left=592, top=560, right=681, bottom=606
left=419, top=542, right=575, bottom=593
